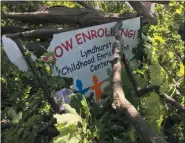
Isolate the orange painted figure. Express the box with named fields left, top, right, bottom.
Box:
left=90, top=75, right=105, bottom=103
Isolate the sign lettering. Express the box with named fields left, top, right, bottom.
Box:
left=47, top=17, right=141, bottom=103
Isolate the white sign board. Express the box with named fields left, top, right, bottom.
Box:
left=47, top=17, right=141, bottom=103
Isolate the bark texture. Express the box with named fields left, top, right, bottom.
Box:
left=5, top=27, right=78, bottom=38
left=111, top=22, right=168, bottom=143
left=2, top=7, right=136, bottom=27
left=75, top=1, right=98, bottom=11
left=128, top=1, right=157, bottom=24
left=122, top=54, right=185, bottom=113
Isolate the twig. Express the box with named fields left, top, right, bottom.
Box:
left=158, top=93, right=185, bottom=113
left=122, top=52, right=185, bottom=113
left=10, top=37, right=59, bottom=113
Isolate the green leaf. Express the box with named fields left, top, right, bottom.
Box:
left=68, top=135, right=81, bottom=143
left=149, top=64, right=166, bottom=85
left=156, top=115, right=164, bottom=134
left=176, top=9, right=181, bottom=14
left=81, top=96, right=91, bottom=119
left=53, top=134, right=70, bottom=143
left=142, top=34, right=152, bottom=42
left=53, top=104, right=82, bottom=126
left=53, top=134, right=80, bottom=143
left=167, top=51, right=174, bottom=59
left=152, top=36, right=165, bottom=43
left=62, top=104, right=79, bottom=116
left=45, top=65, right=51, bottom=73
left=160, top=79, right=169, bottom=94
left=7, top=108, right=22, bottom=123
left=54, top=113, right=82, bottom=126
left=177, top=62, right=184, bottom=77
left=128, top=127, right=136, bottom=142
left=26, top=115, right=41, bottom=127
left=53, top=125, right=80, bottom=143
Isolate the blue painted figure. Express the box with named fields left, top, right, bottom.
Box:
left=75, top=79, right=89, bottom=101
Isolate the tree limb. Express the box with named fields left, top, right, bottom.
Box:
left=4, top=27, right=78, bottom=39
left=148, top=1, right=182, bottom=5
left=111, top=22, right=167, bottom=143
left=178, top=22, right=185, bottom=41
left=1, top=118, right=59, bottom=137
left=122, top=53, right=139, bottom=92
left=128, top=1, right=157, bottom=24
left=1, top=7, right=136, bottom=27
left=1, top=26, right=31, bottom=34
left=25, top=42, right=49, bottom=57
left=122, top=53, right=185, bottom=113
left=11, top=38, right=59, bottom=113
left=26, top=42, right=49, bottom=51
left=147, top=1, right=170, bottom=5
left=37, top=118, right=59, bottom=137
left=159, top=93, right=185, bottom=112
left=74, top=1, right=97, bottom=11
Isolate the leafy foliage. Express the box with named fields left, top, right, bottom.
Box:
left=134, top=2, right=185, bottom=142
left=1, top=1, right=185, bottom=143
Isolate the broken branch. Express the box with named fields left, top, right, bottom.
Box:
left=128, top=1, right=157, bottom=24
left=111, top=22, right=167, bottom=143
left=157, top=93, right=185, bottom=113
left=4, top=27, right=77, bottom=39
left=74, top=1, right=98, bottom=11
left=11, top=38, right=59, bottom=113
left=2, top=7, right=136, bottom=27
left=122, top=53, right=185, bottom=113
left=1, top=26, right=31, bottom=35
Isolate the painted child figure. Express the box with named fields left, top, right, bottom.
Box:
left=90, top=75, right=105, bottom=104
left=75, top=79, right=90, bottom=101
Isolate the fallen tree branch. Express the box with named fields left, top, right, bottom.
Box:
left=37, top=118, right=59, bottom=137
left=2, top=7, right=136, bottom=27
left=128, top=1, right=157, bottom=24
left=74, top=1, right=97, bottom=11
left=1, top=26, right=31, bottom=34
left=122, top=53, right=139, bottom=92
left=25, top=42, right=49, bottom=57
left=11, top=38, right=59, bottom=113
left=122, top=55, right=160, bottom=95
left=159, top=93, right=185, bottom=112
left=148, top=1, right=181, bottom=5
left=1, top=118, right=59, bottom=137
left=178, top=22, right=185, bottom=41
left=111, top=22, right=167, bottom=143
left=122, top=53, right=185, bottom=113
left=4, top=27, right=77, bottom=39
left=26, top=42, right=49, bottom=51
left=137, top=85, right=160, bottom=95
